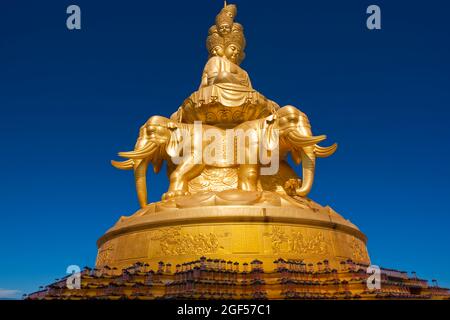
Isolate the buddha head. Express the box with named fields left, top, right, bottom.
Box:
left=206, top=31, right=225, bottom=58
left=224, top=24, right=246, bottom=64
left=208, top=25, right=218, bottom=36
left=215, top=4, right=237, bottom=36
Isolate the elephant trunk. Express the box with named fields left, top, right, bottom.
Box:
left=296, top=145, right=316, bottom=197
left=134, top=158, right=150, bottom=208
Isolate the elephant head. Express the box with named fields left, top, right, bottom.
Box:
left=276, top=105, right=338, bottom=197
left=111, top=116, right=179, bottom=208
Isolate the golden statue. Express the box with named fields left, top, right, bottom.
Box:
left=100, top=3, right=371, bottom=273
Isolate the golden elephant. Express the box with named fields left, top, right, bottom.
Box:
left=112, top=106, right=337, bottom=208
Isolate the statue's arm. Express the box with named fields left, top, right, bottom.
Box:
left=199, top=57, right=249, bottom=87
left=213, top=71, right=241, bottom=85
left=200, top=72, right=209, bottom=88
left=199, top=57, right=220, bottom=88
left=245, top=71, right=253, bottom=89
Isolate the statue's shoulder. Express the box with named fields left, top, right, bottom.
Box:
left=208, top=56, right=223, bottom=63
left=202, top=56, right=223, bottom=73
left=205, top=56, right=227, bottom=66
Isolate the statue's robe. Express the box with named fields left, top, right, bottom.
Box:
left=172, top=56, right=279, bottom=126
left=195, top=56, right=256, bottom=107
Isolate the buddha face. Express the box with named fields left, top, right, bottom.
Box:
left=218, top=23, right=232, bottom=35
left=210, top=45, right=225, bottom=57
left=225, top=44, right=241, bottom=64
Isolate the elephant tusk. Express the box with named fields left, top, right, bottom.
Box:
left=287, top=131, right=327, bottom=147
left=119, top=142, right=158, bottom=159
left=294, top=146, right=316, bottom=197
left=315, top=143, right=338, bottom=158
left=111, top=159, right=134, bottom=170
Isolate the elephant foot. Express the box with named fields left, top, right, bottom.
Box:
left=162, top=190, right=191, bottom=201
left=284, top=178, right=302, bottom=197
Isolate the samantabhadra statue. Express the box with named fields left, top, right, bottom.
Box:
left=98, top=3, right=370, bottom=270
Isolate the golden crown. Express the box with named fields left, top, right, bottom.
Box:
left=224, top=24, right=246, bottom=50
left=232, top=23, right=244, bottom=35
left=208, top=25, right=218, bottom=36
left=215, top=4, right=237, bottom=28
left=206, top=32, right=225, bottom=54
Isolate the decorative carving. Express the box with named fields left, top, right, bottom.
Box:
left=189, top=167, right=238, bottom=193
left=290, top=232, right=328, bottom=255
left=267, top=226, right=329, bottom=255
left=96, top=242, right=115, bottom=266
left=284, top=178, right=302, bottom=197
left=350, top=237, right=369, bottom=262
left=150, top=228, right=221, bottom=256
left=268, top=226, right=289, bottom=253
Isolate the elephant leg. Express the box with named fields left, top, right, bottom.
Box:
left=238, top=164, right=259, bottom=192
left=164, top=155, right=205, bottom=199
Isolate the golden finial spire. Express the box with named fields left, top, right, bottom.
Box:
left=224, top=1, right=227, bottom=8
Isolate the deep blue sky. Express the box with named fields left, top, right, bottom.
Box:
left=1, top=0, right=449, bottom=298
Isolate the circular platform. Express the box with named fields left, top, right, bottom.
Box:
left=96, top=192, right=370, bottom=270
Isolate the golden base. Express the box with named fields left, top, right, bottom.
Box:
left=96, top=192, right=370, bottom=270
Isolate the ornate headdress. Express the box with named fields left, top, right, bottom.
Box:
left=231, top=22, right=244, bottom=33
left=215, top=4, right=237, bottom=32
left=208, top=25, right=218, bottom=36
left=224, top=25, right=246, bottom=50
left=206, top=32, right=225, bottom=55
left=205, top=4, right=246, bottom=62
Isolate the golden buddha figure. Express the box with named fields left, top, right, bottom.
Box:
left=172, top=4, right=279, bottom=127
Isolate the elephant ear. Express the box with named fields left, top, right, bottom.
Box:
left=166, top=122, right=182, bottom=158
left=262, top=114, right=279, bottom=151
